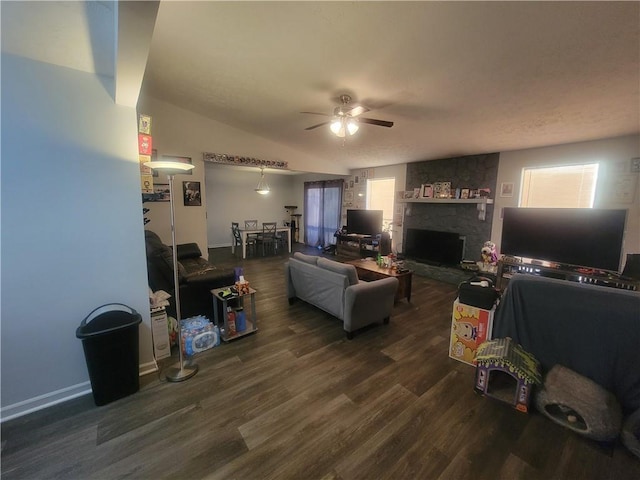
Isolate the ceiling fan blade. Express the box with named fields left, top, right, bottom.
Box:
left=305, top=121, right=330, bottom=130
left=301, top=111, right=331, bottom=117
left=358, top=117, right=394, bottom=128
left=347, top=105, right=369, bottom=117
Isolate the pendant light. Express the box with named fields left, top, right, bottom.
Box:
left=255, top=167, right=270, bottom=195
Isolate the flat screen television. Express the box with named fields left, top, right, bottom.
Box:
left=501, top=208, right=627, bottom=272
left=404, top=228, right=464, bottom=266
left=346, top=209, right=383, bottom=236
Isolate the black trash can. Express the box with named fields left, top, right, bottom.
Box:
left=76, top=303, right=142, bottom=406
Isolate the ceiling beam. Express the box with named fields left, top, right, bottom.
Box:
left=115, top=0, right=160, bottom=107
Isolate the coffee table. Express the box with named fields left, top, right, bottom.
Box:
left=345, top=258, right=413, bottom=302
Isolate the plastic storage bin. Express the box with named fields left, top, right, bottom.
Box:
left=76, top=303, right=142, bottom=406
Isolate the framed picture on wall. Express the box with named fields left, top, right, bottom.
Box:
left=500, top=182, right=514, bottom=197
left=183, top=181, right=201, bottom=206
left=153, top=184, right=170, bottom=202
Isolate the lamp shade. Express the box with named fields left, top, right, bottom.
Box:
left=144, top=158, right=195, bottom=175
left=255, top=168, right=270, bottom=194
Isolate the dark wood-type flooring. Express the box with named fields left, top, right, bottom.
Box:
left=2, top=245, right=639, bottom=479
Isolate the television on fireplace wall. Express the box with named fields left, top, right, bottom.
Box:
left=500, top=207, right=627, bottom=272
left=346, top=209, right=383, bottom=236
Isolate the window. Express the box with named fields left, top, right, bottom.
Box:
left=520, top=163, right=599, bottom=208
left=367, top=177, right=395, bottom=234
left=304, top=180, right=343, bottom=247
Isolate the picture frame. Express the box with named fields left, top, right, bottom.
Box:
left=461, top=188, right=470, bottom=199
left=404, top=191, right=414, bottom=199
left=434, top=181, right=451, bottom=198
left=500, top=182, right=514, bottom=197
left=478, top=188, right=491, bottom=198
left=469, top=189, right=479, bottom=199
left=441, top=182, right=451, bottom=198
left=183, top=181, right=201, bottom=206
left=350, top=180, right=354, bottom=188
left=138, top=114, right=152, bottom=134
left=354, top=176, right=359, bottom=184
left=138, top=134, right=152, bottom=155
left=413, top=187, right=421, bottom=198
left=421, top=183, right=433, bottom=198
left=153, top=183, right=170, bottom=202
left=345, top=191, right=354, bottom=202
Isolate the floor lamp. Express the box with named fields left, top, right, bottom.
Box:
left=144, top=158, right=198, bottom=382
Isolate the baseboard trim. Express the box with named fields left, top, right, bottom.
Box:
left=1, top=361, right=159, bottom=423
left=208, top=242, right=233, bottom=249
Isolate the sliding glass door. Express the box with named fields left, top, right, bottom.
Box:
left=304, top=180, right=343, bottom=247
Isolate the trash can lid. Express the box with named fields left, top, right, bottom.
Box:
left=76, top=308, right=141, bottom=339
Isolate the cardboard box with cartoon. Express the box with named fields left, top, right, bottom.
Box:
left=449, top=299, right=495, bottom=366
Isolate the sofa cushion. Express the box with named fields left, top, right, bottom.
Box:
left=317, top=257, right=359, bottom=286
left=293, top=252, right=319, bottom=265
left=145, top=230, right=166, bottom=257
left=158, top=247, right=188, bottom=283
left=177, top=242, right=202, bottom=260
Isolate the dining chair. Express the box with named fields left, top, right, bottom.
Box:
left=277, top=222, right=289, bottom=252
left=244, top=219, right=259, bottom=245
left=233, top=222, right=256, bottom=257
left=231, top=222, right=241, bottom=247
left=258, top=222, right=277, bottom=256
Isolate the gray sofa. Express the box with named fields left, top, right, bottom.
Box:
left=285, top=252, right=399, bottom=338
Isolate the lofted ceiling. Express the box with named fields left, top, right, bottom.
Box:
left=142, top=1, right=640, bottom=170
left=2, top=1, right=639, bottom=172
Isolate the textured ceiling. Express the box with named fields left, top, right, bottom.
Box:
left=2, top=1, right=638, bottom=172
left=141, top=1, right=639, bottom=170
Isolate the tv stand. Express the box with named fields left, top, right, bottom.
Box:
left=496, top=257, right=639, bottom=292
left=335, top=234, right=378, bottom=259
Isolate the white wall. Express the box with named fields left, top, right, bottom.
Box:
left=204, top=164, right=299, bottom=247
left=1, top=54, right=153, bottom=419
left=493, top=134, right=640, bottom=269
left=136, top=95, right=350, bottom=252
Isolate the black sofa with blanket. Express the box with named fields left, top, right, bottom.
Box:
left=144, top=230, right=235, bottom=320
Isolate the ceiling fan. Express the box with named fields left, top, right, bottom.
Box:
left=302, top=94, right=394, bottom=137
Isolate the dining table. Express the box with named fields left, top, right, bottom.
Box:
left=232, top=226, right=292, bottom=259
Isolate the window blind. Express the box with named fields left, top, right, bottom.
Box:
left=520, top=164, right=599, bottom=208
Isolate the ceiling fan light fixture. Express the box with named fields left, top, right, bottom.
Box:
left=255, top=167, right=270, bottom=194
left=330, top=118, right=343, bottom=135
left=330, top=117, right=358, bottom=138
left=347, top=119, right=359, bottom=135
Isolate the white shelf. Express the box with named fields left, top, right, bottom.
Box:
left=400, top=197, right=493, bottom=205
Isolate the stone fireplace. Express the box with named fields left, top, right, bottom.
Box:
left=403, top=153, right=499, bottom=283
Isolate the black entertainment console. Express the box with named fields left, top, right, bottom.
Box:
left=335, top=234, right=377, bottom=259
left=496, top=257, right=639, bottom=292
